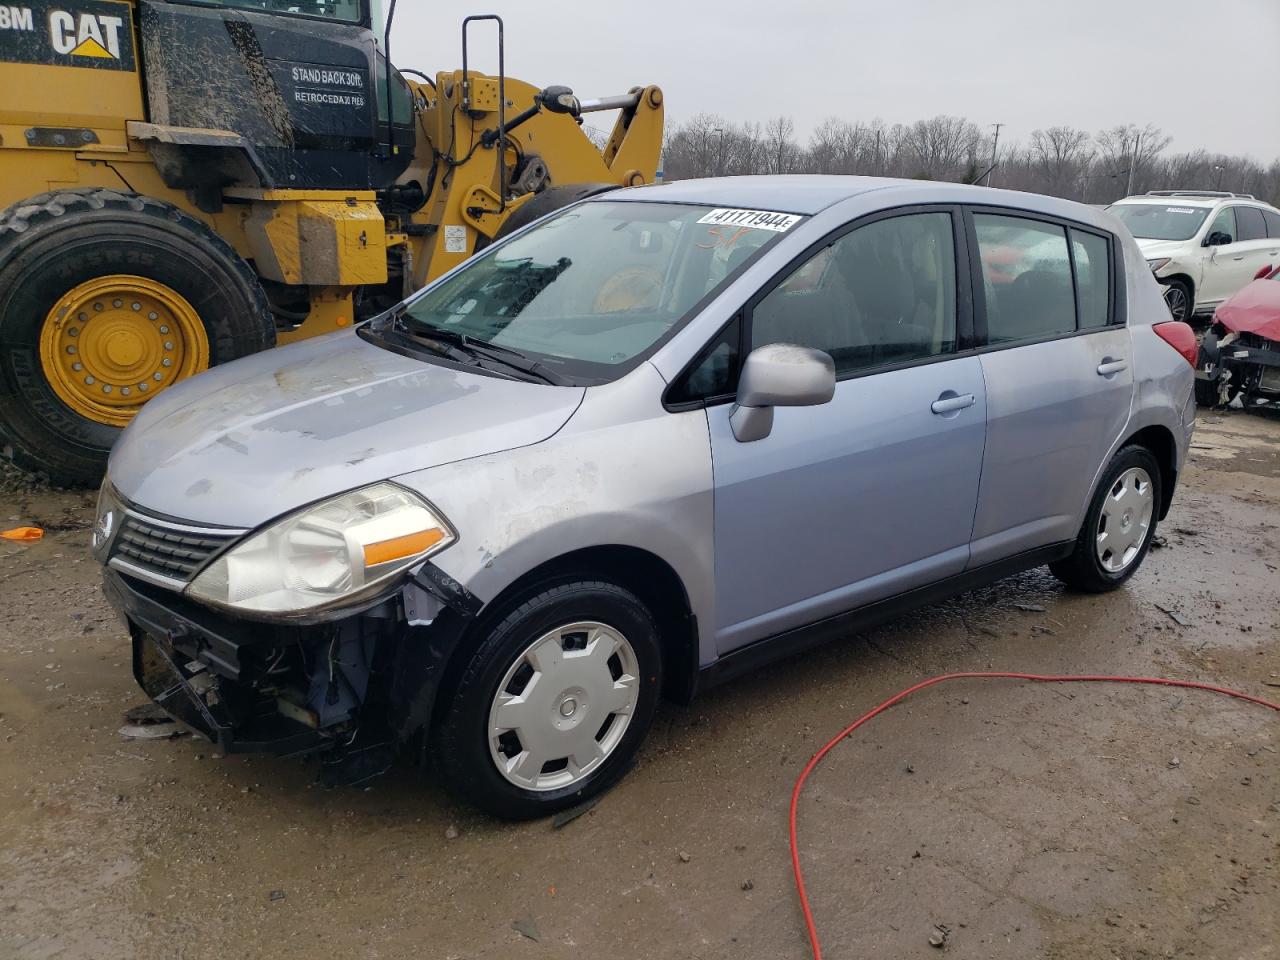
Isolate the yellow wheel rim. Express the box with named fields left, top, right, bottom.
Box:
left=39, top=275, right=209, bottom=426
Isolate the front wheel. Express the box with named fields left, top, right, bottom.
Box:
left=1050, top=446, right=1162, bottom=593
left=1159, top=278, right=1192, bottom=323
left=433, top=581, right=663, bottom=819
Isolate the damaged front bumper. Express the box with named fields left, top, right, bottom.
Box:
left=1197, top=328, right=1280, bottom=402
left=103, top=565, right=477, bottom=782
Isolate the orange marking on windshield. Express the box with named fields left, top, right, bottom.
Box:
left=697, top=225, right=753, bottom=250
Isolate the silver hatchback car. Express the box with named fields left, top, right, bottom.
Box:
left=95, top=176, right=1197, bottom=818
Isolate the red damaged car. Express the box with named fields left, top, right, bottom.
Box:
left=1196, top=263, right=1280, bottom=406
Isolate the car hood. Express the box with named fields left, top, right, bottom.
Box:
left=108, top=330, right=585, bottom=528
left=1133, top=237, right=1187, bottom=260
left=1217, top=278, right=1280, bottom=340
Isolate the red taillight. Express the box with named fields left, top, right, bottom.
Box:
left=1153, top=320, right=1198, bottom=368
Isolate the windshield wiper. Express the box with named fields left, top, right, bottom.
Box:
left=395, top=317, right=566, bottom=386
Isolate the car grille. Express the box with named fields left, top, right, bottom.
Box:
left=110, top=510, right=242, bottom=584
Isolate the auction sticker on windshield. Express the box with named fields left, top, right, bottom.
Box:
left=696, top=208, right=802, bottom=232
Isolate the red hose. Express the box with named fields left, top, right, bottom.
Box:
left=789, top=672, right=1280, bottom=960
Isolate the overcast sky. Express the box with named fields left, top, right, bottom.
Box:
left=390, top=0, right=1280, bottom=162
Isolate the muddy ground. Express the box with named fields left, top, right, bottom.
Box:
left=1, top=412, right=1278, bottom=960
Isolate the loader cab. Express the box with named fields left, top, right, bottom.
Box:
left=138, top=0, right=415, bottom=193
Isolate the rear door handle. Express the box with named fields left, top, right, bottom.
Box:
left=930, top=393, right=976, bottom=415
left=1097, top=359, right=1128, bottom=376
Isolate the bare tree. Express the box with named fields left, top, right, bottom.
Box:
left=1095, top=123, right=1172, bottom=199
left=901, top=115, right=982, bottom=181
left=658, top=113, right=1279, bottom=207
left=1029, top=126, right=1094, bottom=199
left=763, top=115, right=797, bottom=175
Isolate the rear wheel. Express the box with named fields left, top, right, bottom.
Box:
left=1050, top=446, right=1161, bottom=593
left=0, top=189, right=273, bottom=486
left=433, top=580, right=662, bottom=819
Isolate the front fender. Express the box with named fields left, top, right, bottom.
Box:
left=394, top=365, right=718, bottom=666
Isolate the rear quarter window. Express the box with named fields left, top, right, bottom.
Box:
left=1071, top=230, right=1111, bottom=329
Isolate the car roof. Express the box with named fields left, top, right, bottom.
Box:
left=1110, top=194, right=1274, bottom=210
left=604, top=174, right=1119, bottom=230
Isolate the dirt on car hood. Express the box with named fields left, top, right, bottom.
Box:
left=1216, top=278, right=1280, bottom=340
left=107, top=330, right=585, bottom=528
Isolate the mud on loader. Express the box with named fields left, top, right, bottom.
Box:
left=0, top=0, right=663, bottom=485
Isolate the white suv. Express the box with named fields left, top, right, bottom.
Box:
left=1107, top=191, right=1280, bottom=322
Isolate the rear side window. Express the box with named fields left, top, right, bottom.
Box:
left=1071, top=230, right=1111, bottom=329
left=974, top=214, right=1076, bottom=343
left=1236, top=207, right=1267, bottom=242
left=1264, top=209, right=1280, bottom=239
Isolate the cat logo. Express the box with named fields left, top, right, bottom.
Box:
left=48, top=8, right=123, bottom=59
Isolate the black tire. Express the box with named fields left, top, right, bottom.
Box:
left=475, top=183, right=618, bottom=252
left=1050, top=445, right=1163, bottom=593
left=1159, top=278, right=1192, bottom=323
left=433, top=580, right=663, bottom=819
left=0, top=189, right=274, bottom=486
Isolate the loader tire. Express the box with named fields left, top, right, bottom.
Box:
left=477, top=183, right=618, bottom=251
left=0, top=189, right=274, bottom=487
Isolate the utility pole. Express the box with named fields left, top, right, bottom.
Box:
left=984, top=123, right=1003, bottom=186
left=874, top=129, right=882, bottom=175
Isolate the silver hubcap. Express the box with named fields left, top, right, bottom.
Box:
left=488, top=621, right=640, bottom=792
left=1096, top=467, right=1154, bottom=573
left=1163, top=285, right=1188, bottom=320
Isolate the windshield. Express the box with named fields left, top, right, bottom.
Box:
left=386, top=201, right=797, bottom=382
left=199, top=0, right=363, bottom=23
left=1107, top=202, right=1210, bottom=241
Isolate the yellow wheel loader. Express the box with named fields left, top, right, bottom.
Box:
left=0, top=1, right=662, bottom=485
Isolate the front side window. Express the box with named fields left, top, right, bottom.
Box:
left=974, top=214, right=1075, bottom=343
left=1207, top=206, right=1236, bottom=244
left=390, top=201, right=794, bottom=382
left=375, top=54, right=413, bottom=125
left=750, top=212, right=957, bottom=376
left=1107, top=203, right=1209, bottom=241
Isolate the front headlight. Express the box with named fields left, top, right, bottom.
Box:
left=187, top=482, right=455, bottom=618
left=91, top=480, right=122, bottom=560
left=1147, top=257, right=1171, bottom=273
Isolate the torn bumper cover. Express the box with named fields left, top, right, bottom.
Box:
left=1198, top=327, right=1280, bottom=402
left=103, top=565, right=478, bottom=779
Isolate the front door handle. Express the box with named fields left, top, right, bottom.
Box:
left=1097, top=358, right=1128, bottom=376
left=1231, top=255, right=1245, bottom=261
left=930, top=392, right=976, bottom=415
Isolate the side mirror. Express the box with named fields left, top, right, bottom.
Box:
left=1204, top=231, right=1232, bottom=247
left=729, top=343, right=836, bottom=442
left=1254, top=264, right=1274, bottom=281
